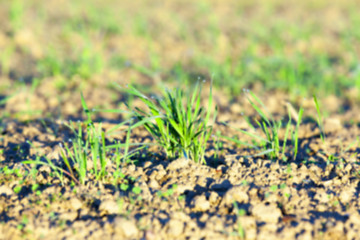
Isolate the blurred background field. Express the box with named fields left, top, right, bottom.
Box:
left=0, top=0, right=360, bottom=119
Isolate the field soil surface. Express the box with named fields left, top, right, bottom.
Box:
left=1, top=86, right=360, bottom=240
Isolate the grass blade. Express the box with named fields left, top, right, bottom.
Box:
left=293, top=107, right=304, bottom=160
left=313, top=95, right=325, bottom=143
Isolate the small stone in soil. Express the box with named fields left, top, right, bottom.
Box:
left=192, top=195, right=210, bottom=212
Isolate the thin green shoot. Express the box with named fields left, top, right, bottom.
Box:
left=223, top=91, right=303, bottom=161
left=233, top=202, right=246, bottom=239
left=313, top=95, right=326, bottom=143
left=81, top=93, right=151, bottom=174
left=23, top=93, right=149, bottom=185
left=282, top=110, right=292, bottom=161
left=213, top=131, right=223, bottom=160
left=342, top=136, right=359, bottom=154
left=60, top=123, right=88, bottom=184
left=293, top=107, right=304, bottom=160
left=23, top=143, right=74, bottom=186
left=121, top=121, right=132, bottom=165
left=245, top=91, right=283, bottom=159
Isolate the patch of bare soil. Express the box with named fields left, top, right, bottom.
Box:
left=1, top=90, right=360, bottom=240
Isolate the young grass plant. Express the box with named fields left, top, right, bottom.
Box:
left=313, top=95, right=358, bottom=164
left=23, top=94, right=147, bottom=185
left=23, top=147, right=68, bottom=186
left=313, top=95, right=334, bottom=164
left=61, top=94, right=146, bottom=184
left=225, top=91, right=303, bottom=161
left=60, top=124, right=87, bottom=185
left=120, top=82, right=217, bottom=164
left=24, top=121, right=105, bottom=186
left=233, top=202, right=246, bottom=239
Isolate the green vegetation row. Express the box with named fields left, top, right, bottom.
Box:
left=16, top=83, right=357, bottom=186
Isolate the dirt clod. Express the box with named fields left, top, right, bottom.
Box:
left=167, top=219, right=185, bottom=237
left=113, top=217, right=139, bottom=238
left=0, top=185, right=13, bottom=196
left=221, top=185, right=249, bottom=206
left=166, top=158, right=191, bottom=171
left=99, top=199, right=119, bottom=215
left=192, top=195, right=211, bottom=212
left=251, top=202, right=282, bottom=223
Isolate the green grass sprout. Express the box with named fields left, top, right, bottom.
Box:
left=23, top=146, right=68, bottom=186
left=293, top=107, right=304, bottom=160
left=233, top=202, right=246, bottom=238
left=120, top=82, right=217, bottom=164
left=23, top=93, right=149, bottom=185
left=224, top=91, right=303, bottom=161
left=59, top=123, right=88, bottom=185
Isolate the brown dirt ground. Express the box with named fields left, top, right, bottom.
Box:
left=1, top=85, right=360, bottom=240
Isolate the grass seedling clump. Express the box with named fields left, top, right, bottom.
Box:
left=59, top=94, right=145, bottom=184
left=225, top=91, right=303, bottom=161
left=313, top=95, right=359, bottom=164
left=24, top=120, right=107, bottom=186
left=121, top=82, right=217, bottom=164
left=23, top=94, right=146, bottom=185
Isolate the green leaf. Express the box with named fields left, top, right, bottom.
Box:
left=132, top=186, right=142, bottom=194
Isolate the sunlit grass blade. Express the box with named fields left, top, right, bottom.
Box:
left=293, top=107, right=304, bottom=160
left=122, top=123, right=132, bottom=164
left=225, top=92, right=304, bottom=161
left=313, top=95, right=325, bottom=143
left=282, top=111, right=292, bottom=161
left=247, top=92, right=271, bottom=126
left=239, top=127, right=269, bottom=145
left=99, top=130, right=107, bottom=178
left=80, top=92, right=92, bottom=126
left=60, top=143, right=75, bottom=180
left=251, top=148, right=275, bottom=157
left=220, top=134, right=259, bottom=149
